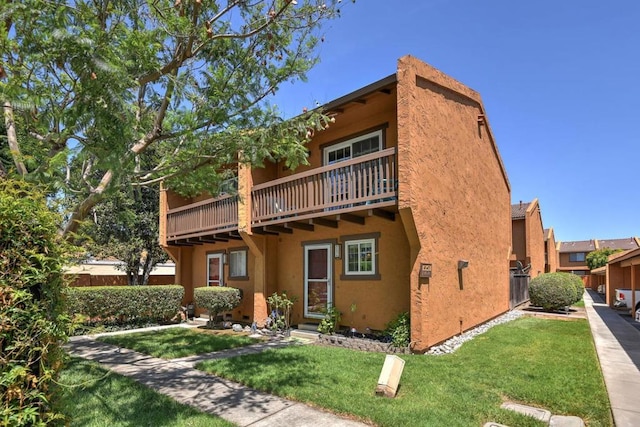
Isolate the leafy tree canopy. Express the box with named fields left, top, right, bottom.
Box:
left=586, top=247, right=623, bottom=270
left=1, top=0, right=347, bottom=237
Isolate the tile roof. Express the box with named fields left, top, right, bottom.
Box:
left=558, top=240, right=596, bottom=253
left=511, top=202, right=530, bottom=220
left=558, top=237, right=640, bottom=253
left=597, top=238, right=639, bottom=251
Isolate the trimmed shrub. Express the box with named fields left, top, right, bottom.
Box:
left=529, top=273, right=577, bottom=311
left=565, top=273, right=585, bottom=304
left=0, top=180, right=70, bottom=426
left=194, top=286, right=242, bottom=326
left=65, top=285, right=184, bottom=324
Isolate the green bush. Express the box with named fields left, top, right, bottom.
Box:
left=0, top=180, right=70, bottom=426
left=194, top=286, right=242, bottom=326
left=529, top=273, right=577, bottom=311
left=317, top=305, right=341, bottom=335
left=385, top=312, right=411, bottom=348
left=65, top=285, right=184, bottom=324
left=565, top=273, right=585, bottom=304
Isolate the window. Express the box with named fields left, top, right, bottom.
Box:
left=345, top=239, right=375, bottom=274
left=229, top=248, right=248, bottom=279
left=569, top=252, right=586, bottom=262
left=324, top=130, right=382, bottom=165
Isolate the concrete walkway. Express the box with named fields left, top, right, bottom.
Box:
left=584, top=289, right=640, bottom=427
left=66, top=332, right=368, bottom=427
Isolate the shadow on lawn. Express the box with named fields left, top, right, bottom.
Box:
left=196, top=348, right=320, bottom=391
left=59, top=358, right=220, bottom=427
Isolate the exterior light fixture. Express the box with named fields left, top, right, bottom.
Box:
left=458, top=260, right=469, bottom=270
left=334, top=244, right=342, bottom=259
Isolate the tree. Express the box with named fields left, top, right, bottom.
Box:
left=80, top=182, right=169, bottom=285
left=586, top=247, right=623, bottom=271
left=1, top=0, right=348, bottom=239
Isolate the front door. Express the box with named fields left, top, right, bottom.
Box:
left=207, top=253, right=224, bottom=286
left=304, top=243, right=332, bottom=318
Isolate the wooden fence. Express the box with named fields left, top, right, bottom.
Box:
left=510, top=273, right=530, bottom=309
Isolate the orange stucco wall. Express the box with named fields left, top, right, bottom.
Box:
left=510, top=201, right=545, bottom=278
left=396, top=56, right=511, bottom=351
left=558, top=253, right=589, bottom=273
left=270, top=217, right=411, bottom=331
left=524, top=202, right=545, bottom=278
left=163, top=56, right=512, bottom=352
left=511, top=219, right=526, bottom=266
left=545, top=230, right=558, bottom=273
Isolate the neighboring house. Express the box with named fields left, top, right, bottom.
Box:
left=159, top=55, right=512, bottom=352
left=557, top=237, right=640, bottom=277
left=65, top=259, right=176, bottom=287
left=544, top=228, right=558, bottom=273
left=605, top=247, right=640, bottom=310
left=510, top=199, right=547, bottom=278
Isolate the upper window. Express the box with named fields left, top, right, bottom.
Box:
left=569, top=252, right=586, bottom=262
left=324, top=130, right=382, bottom=165
left=229, top=248, right=248, bottom=279
left=345, top=238, right=375, bottom=275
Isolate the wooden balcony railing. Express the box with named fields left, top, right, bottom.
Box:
left=166, top=194, right=238, bottom=240
left=252, top=147, right=397, bottom=226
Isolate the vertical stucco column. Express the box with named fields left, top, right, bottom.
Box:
left=159, top=183, right=168, bottom=247
left=237, top=155, right=268, bottom=325
left=237, top=154, right=252, bottom=234
left=631, top=264, right=636, bottom=315
left=396, top=56, right=425, bottom=349
left=177, top=247, right=194, bottom=303
left=241, top=232, right=268, bottom=327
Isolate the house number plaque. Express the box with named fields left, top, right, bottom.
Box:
left=419, top=263, right=432, bottom=278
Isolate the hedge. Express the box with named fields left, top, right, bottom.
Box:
left=529, top=273, right=578, bottom=311
left=65, top=285, right=184, bottom=323
left=194, top=286, right=242, bottom=325
left=1, top=180, right=70, bottom=426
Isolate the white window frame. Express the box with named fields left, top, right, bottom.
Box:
left=229, top=248, right=248, bottom=279
left=323, top=130, right=382, bottom=165
left=344, top=238, right=376, bottom=275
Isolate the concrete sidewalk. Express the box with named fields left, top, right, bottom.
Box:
left=584, top=289, right=640, bottom=427
left=65, top=335, right=368, bottom=427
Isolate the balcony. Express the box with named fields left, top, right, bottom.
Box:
left=166, top=194, right=239, bottom=243
left=252, top=147, right=397, bottom=228
left=165, top=148, right=397, bottom=244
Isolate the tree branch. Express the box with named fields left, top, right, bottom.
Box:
left=3, top=102, right=28, bottom=176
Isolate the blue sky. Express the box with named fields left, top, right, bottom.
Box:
left=271, top=0, right=639, bottom=242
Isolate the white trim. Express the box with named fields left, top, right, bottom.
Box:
left=229, top=249, right=247, bottom=278
left=303, top=243, right=333, bottom=319
left=323, top=129, right=382, bottom=165
left=206, top=253, right=224, bottom=286
left=344, top=238, right=376, bottom=275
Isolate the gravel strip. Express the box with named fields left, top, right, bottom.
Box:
left=426, top=310, right=525, bottom=355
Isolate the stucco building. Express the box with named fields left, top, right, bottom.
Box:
left=510, top=199, right=548, bottom=278
left=557, top=237, right=640, bottom=277
left=159, top=56, right=512, bottom=352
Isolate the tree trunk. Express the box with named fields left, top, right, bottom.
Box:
left=141, top=253, right=153, bottom=285
left=3, top=101, right=27, bottom=176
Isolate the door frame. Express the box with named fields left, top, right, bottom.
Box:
left=303, top=243, right=333, bottom=319
left=206, top=252, right=225, bottom=287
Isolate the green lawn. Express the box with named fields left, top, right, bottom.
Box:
left=197, top=317, right=612, bottom=427
left=58, top=358, right=233, bottom=427
left=97, top=327, right=260, bottom=359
